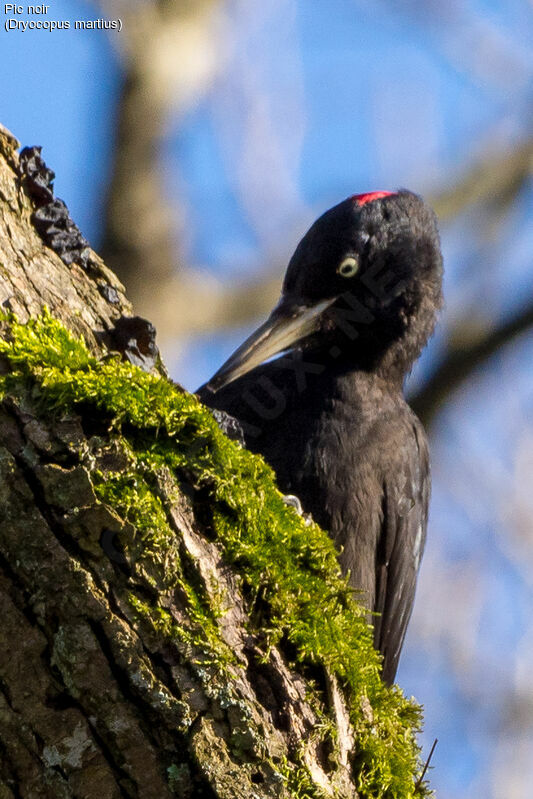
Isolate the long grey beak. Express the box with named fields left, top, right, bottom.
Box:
left=204, top=296, right=337, bottom=393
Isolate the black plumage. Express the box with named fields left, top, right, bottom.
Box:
left=198, top=190, right=443, bottom=683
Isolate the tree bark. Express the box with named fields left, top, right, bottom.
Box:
left=0, top=125, right=425, bottom=799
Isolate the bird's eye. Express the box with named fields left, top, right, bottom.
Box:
left=337, top=256, right=359, bottom=278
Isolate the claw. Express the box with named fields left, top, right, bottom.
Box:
left=283, top=494, right=313, bottom=526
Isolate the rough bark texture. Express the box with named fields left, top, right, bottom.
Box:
left=0, top=125, right=426, bottom=799
left=0, top=126, right=131, bottom=346
left=0, top=402, right=347, bottom=798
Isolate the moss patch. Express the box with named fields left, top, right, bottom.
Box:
left=0, top=310, right=432, bottom=798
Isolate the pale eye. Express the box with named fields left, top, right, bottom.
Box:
left=337, top=256, right=359, bottom=278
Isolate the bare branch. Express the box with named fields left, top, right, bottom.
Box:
left=98, top=0, right=223, bottom=298
left=140, top=268, right=281, bottom=345
left=411, top=302, right=533, bottom=426
left=431, top=138, right=533, bottom=221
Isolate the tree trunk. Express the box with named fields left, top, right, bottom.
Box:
left=0, top=125, right=428, bottom=799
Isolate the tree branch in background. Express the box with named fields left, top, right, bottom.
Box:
left=97, top=0, right=303, bottom=349
left=97, top=0, right=223, bottom=330
left=411, top=302, right=533, bottom=426
left=410, top=137, right=533, bottom=424
left=431, top=138, right=533, bottom=222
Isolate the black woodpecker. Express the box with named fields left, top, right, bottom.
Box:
left=198, top=190, right=443, bottom=683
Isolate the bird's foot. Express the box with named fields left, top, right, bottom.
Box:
left=283, top=494, right=313, bottom=526
left=283, top=494, right=303, bottom=513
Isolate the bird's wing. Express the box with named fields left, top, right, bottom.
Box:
left=372, top=418, right=430, bottom=684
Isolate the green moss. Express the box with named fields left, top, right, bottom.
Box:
left=276, top=756, right=328, bottom=799
left=91, top=466, right=231, bottom=662
left=0, top=310, right=432, bottom=798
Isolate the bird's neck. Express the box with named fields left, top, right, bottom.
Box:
left=371, top=334, right=420, bottom=388
left=314, top=290, right=439, bottom=390
left=329, top=368, right=403, bottom=413
left=308, top=334, right=414, bottom=395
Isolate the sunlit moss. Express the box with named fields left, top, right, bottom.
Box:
left=0, top=310, right=432, bottom=798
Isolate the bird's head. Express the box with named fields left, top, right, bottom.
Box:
left=206, top=190, right=443, bottom=392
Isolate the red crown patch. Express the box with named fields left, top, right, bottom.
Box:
left=352, top=191, right=394, bottom=206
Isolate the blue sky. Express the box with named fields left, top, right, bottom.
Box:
left=2, top=2, right=533, bottom=796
